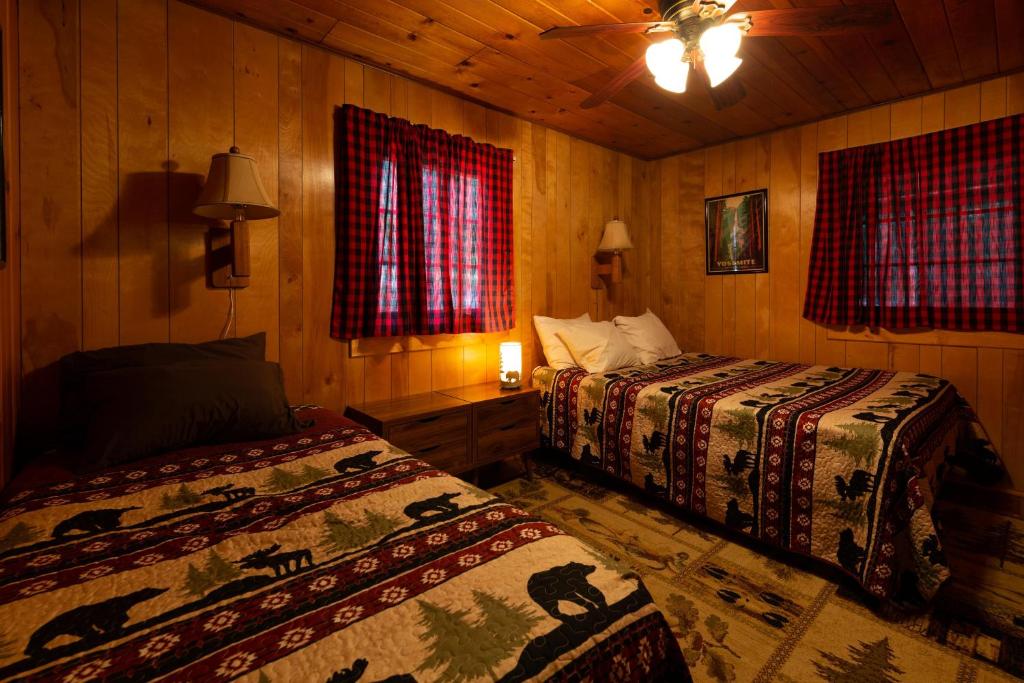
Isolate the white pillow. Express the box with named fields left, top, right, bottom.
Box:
left=556, top=321, right=641, bottom=374
left=613, top=309, right=681, bottom=365
left=533, top=313, right=591, bottom=369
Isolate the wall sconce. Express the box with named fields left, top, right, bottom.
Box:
left=499, top=342, right=523, bottom=389
left=194, top=146, right=280, bottom=289
left=591, top=219, right=634, bottom=289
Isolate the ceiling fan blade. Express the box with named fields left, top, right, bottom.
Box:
left=540, top=22, right=674, bottom=40
left=694, top=59, right=746, bottom=110
left=580, top=56, right=649, bottom=109
left=738, top=4, right=896, bottom=37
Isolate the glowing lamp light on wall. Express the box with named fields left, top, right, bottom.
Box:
left=499, top=342, right=523, bottom=390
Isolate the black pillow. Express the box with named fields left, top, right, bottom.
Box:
left=80, top=359, right=300, bottom=471
left=59, top=333, right=266, bottom=446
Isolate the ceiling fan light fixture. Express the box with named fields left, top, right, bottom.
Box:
left=654, top=61, right=690, bottom=93
left=699, top=23, right=743, bottom=59
left=645, top=38, right=685, bottom=77
left=704, top=54, right=743, bottom=87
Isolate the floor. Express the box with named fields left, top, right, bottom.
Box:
left=480, top=454, right=1024, bottom=682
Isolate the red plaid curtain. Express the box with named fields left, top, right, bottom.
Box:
left=331, top=104, right=515, bottom=339
left=804, top=113, right=1024, bottom=333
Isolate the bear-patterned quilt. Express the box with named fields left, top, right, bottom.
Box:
left=535, top=354, right=1001, bottom=602
left=0, top=408, right=687, bottom=682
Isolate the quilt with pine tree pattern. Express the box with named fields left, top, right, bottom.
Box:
left=535, top=354, right=1002, bottom=602
left=0, top=408, right=687, bottom=682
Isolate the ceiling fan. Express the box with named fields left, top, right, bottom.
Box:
left=540, top=0, right=897, bottom=110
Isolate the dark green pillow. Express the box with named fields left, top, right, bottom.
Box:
left=80, top=359, right=300, bottom=471
left=59, top=333, right=266, bottom=446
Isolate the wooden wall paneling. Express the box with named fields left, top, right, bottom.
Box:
left=168, top=1, right=233, bottom=343
left=703, top=146, right=723, bottom=355
left=733, top=138, right=757, bottom=359
left=234, top=23, right=281, bottom=359
left=1004, top=351, right=1024, bottom=486
left=679, top=152, right=706, bottom=354
left=0, top=0, right=19, bottom=484
left=768, top=127, right=801, bottom=363
left=19, top=0, right=82, bottom=443
left=278, top=38, right=303, bottom=402
left=719, top=143, right=736, bottom=357
left=658, top=155, right=680, bottom=342
left=118, top=0, right=169, bottom=345
left=980, top=77, right=1008, bottom=121
left=944, top=83, right=981, bottom=128
left=81, top=0, right=119, bottom=350
left=517, top=114, right=537, bottom=377
left=977, top=348, right=1004, bottom=454
left=921, top=92, right=946, bottom=134
left=300, top=45, right=345, bottom=408
left=570, top=137, right=591, bottom=320
left=797, top=123, right=818, bottom=364
left=1009, top=72, right=1024, bottom=114
left=614, top=153, right=634, bottom=318
left=552, top=131, right=572, bottom=319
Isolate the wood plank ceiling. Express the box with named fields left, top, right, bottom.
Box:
left=186, top=0, right=1024, bottom=159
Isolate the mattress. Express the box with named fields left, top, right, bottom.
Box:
left=0, top=408, right=687, bottom=682
left=535, top=353, right=1000, bottom=601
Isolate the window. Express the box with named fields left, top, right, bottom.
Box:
left=804, top=113, right=1023, bottom=333
left=376, top=163, right=482, bottom=316
left=332, top=104, right=514, bottom=340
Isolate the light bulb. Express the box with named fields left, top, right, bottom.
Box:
left=645, top=38, right=684, bottom=77
left=699, top=24, right=742, bottom=59
left=654, top=62, right=689, bottom=93
left=704, top=55, right=742, bottom=87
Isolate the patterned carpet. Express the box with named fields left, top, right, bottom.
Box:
left=487, top=454, right=1024, bottom=682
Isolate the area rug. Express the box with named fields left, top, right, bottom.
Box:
left=488, top=455, right=1023, bottom=682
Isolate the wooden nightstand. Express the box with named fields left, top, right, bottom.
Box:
left=344, top=383, right=539, bottom=477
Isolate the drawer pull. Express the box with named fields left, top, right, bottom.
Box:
left=499, top=398, right=518, bottom=405
left=416, top=415, right=442, bottom=424
left=499, top=423, right=519, bottom=432
left=418, top=444, right=441, bottom=453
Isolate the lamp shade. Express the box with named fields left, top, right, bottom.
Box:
left=499, top=342, right=523, bottom=389
left=193, top=146, right=280, bottom=220
left=597, top=219, right=634, bottom=252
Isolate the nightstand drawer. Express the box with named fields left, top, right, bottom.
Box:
left=477, top=413, right=538, bottom=463
left=408, top=437, right=471, bottom=472
left=387, top=409, right=468, bottom=446
left=475, top=393, right=538, bottom=433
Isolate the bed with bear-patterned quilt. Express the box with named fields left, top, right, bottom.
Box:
left=534, top=353, right=1001, bottom=603
left=0, top=407, right=687, bottom=682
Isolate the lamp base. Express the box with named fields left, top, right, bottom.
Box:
left=206, top=220, right=251, bottom=289
left=499, top=381, right=522, bottom=390
left=591, top=251, right=623, bottom=289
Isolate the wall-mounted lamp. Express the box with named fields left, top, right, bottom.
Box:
left=591, top=219, right=634, bottom=289
left=194, top=147, right=280, bottom=289
left=499, top=341, right=523, bottom=389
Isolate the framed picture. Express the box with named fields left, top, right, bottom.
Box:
left=704, top=188, right=768, bottom=275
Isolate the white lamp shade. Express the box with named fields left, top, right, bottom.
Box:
left=194, top=147, right=280, bottom=220
left=704, top=55, right=743, bottom=87
left=654, top=62, right=689, bottom=93
left=499, top=342, right=523, bottom=389
left=699, top=24, right=743, bottom=60
left=645, top=38, right=685, bottom=77
left=597, top=220, right=634, bottom=252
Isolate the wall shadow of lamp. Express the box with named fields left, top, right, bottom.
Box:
left=590, top=219, right=633, bottom=289
left=194, top=146, right=279, bottom=289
